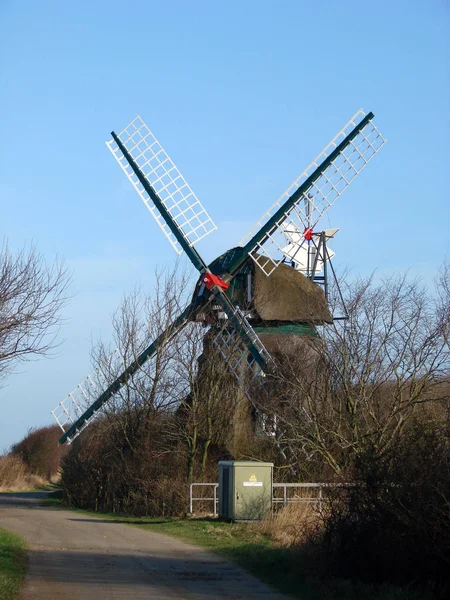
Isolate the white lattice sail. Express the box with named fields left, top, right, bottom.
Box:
left=51, top=350, right=120, bottom=442
left=213, top=306, right=271, bottom=397
left=107, top=116, right=217, bottom=254
left=52, top=299, right=191, bottom=444
left=240, top=109, right=386, bottom=275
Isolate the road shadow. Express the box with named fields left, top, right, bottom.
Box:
left=22, top=547, right=289, bottom=598
left=67, top=518, right=173, bottom=525
left=0, top=491, right=52, bottom=507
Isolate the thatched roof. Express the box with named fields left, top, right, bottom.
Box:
left=203, top=247, right=332, bottom=324
left=253, top=257, right=332, bottom=324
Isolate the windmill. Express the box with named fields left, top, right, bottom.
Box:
left=52, top=109, right=386, bottom=445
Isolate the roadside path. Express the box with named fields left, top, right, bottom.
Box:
left=0, top=492, right=290, bottom=599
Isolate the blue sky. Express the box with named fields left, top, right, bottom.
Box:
left=1, top=0, right=449, bottom=451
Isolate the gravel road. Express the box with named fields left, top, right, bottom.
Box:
left=0, top=492, right=290, bottom=599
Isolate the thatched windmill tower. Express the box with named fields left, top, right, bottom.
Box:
left=190, top=248, right=333, bottom=457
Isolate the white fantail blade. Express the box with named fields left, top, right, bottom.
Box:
left=282, top=242, right=335, bottom=274
left=281, top=224, right=339, bottom=245
left=281, top=222, right=303, bottom=244
left=319, top=228, right=339, bottom=240
left=281, top=224, right=339, bottom=272
left=107, top=116, right=217, bottom=255
left=240, top=109, right=386, bottom=275
left=282, top=243, right=309, bottom=267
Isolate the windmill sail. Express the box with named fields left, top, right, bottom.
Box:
left=52, top=303, right=194, bottom=444
left=52, top=109, right=386, bottom=447
left=213, top=304, right=271, bottom=374
left=107, top=116, right=217, bottom=256
left=240, top=109, right=386, bottom=275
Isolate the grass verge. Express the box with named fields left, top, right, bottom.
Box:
left=43, top=496, right=432, bottom=600
left=116, top=518, right=435, bottom=600
left=0, top=528, right=27, bottom=600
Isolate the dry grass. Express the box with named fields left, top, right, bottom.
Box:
left=0, top=455, right=45, bottom=492
left=257, top=500, right=320, bottom=547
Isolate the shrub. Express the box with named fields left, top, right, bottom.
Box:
left=60, top=415, right=191, bottom=516
left=318, top=420, right=450, bottom=598
left=0, top=455, right=44, bottom=491
left=10, top=425, right=67, bottom=480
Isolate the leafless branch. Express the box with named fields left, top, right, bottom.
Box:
left=0, top=241, right=71, bottom=384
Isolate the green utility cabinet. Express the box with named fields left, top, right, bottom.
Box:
left=218, top=461, right=273, bottom=521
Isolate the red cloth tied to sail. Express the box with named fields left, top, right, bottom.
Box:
left=202, top=273, right=230, bottom=291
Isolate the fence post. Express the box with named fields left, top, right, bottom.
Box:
left=284, top=484, right=287, bottom=506
left=189, top=483, right=193, bottom=514
left=213, top=484, right=217, bottom=517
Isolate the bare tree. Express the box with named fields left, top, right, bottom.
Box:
left=89, top=263, right=239, bottom=485
left=90, top=265, right=194, bottom=454
left=261, top=269, right=450, bottom=476
left=436, top=260, right=450, bottom=349
left=66, top=265, right=199, bottom=513
left=62, top=264, right=241, bottom=512
left=0, top=241, right=70, bottom=384
left=170, top=331, right=236, bottom=481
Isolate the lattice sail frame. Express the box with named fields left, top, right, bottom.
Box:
left=213, top=306, right=271, bottom=397
left=240, top=109, right=386, bottom=275
left=52, top=300, right=190, bottom=444
left=107, top=116, right=217, bottom=254
left=52, top=351, right=120, bottom=442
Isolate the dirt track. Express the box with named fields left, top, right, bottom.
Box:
left=0, top=492, right=290, bottom=599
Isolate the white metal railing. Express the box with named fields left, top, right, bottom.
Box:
left=189, top=482, right=350, bottom=516
left=189, top=483, right=218, bottom=516
left=272, top=482, right=339, bottom=509
left=273, top=482, right=354, bottom=509
left=273, top=482, right=324, bottom=507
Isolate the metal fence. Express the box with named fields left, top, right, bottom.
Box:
left=273, top=482, right=325, bottom=509
left=189, top=482, right=346, bottom=516
left=189, top=483, right=219, bottom=516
